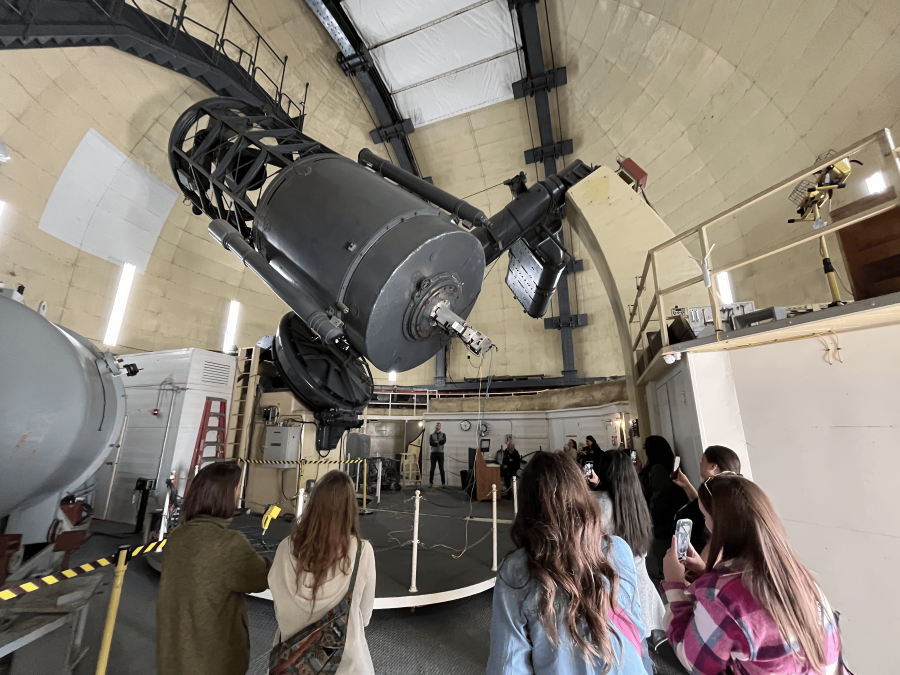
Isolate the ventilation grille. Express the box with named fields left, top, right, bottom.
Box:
left=201, top=361, right=231, bottom=386
left=789, top=149, right=836, bottom=206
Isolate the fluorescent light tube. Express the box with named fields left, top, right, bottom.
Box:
left=866, top=171, right=886, bottom=195
left=103, top=263, right=136, bottom=346
left=716, top=271, right=734, bottom=305
left=223, top=300, right=240, bottom=352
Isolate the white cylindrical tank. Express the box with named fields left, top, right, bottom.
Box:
left=0, top=293, right=126, bottom=521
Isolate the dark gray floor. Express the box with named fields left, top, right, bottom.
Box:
left=58, top=514, right=495, bottom=675
left=245, top=591, right=492, bottom=675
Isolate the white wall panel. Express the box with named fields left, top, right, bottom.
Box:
left=424, top=403, right=630, bottom=486
left=370, top=1, right=516, bottom=92
left=658, top=323, right=900, bottom=671
left=38, top=129, right=177, bottom=274
left=97, top=349, right=234, bottom=523
left=341, top=0, right=480, bottom=45
left=394, top=53, right=520, bottom=127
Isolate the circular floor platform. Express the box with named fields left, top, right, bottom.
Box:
left=238, top=485, right=517, bottom=609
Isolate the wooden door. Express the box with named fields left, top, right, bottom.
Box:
left=834, top=188, right=900, bottom=300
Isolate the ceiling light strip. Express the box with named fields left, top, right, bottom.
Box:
left=367, top=0, right=495, bottom=50
left=390, top=47, right=520, bottom=95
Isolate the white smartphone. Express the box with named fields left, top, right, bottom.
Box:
left=675, top=518, right=693, bottom=561
left=583, top=461, right=593, bottom=478
left=671, top=456, right=681, bottom=478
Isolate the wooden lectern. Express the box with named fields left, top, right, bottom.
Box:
left=475, top=449, right=501, bottom=501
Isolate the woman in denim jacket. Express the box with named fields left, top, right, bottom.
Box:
left=488, top=451, right=652, bottom=675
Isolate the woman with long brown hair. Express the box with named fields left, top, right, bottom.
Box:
left=662, top=474, right=843, bottom=674
left=488, top=451, right=651, bottom=675
left=269, top=470, right=376, bottom=674
left=157, top=462, right=272, bottom=675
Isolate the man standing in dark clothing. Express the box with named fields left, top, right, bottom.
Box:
left=429, top=422, right=446, bottom=488
left=501, top=441, right=521, bottom=497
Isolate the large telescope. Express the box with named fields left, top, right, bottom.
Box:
left=168, top=98, right=594, bottom=448
left=0, top=289, right=127, bottom=534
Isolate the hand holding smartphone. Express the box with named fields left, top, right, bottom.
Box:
left=675, top=518, right=693, bottom=561
left=670, top=456, right=681, bottom=479
left=583, top=461, right=593, bottom=478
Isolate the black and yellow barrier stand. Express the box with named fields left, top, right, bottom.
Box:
left=95, top=545, right=130, bottom=675
left=0, top=538, right=168, bottom=675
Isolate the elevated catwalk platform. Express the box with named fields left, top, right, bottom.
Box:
left=240, top=486, right=516, bottom=609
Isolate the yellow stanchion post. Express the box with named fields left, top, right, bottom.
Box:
left=95, top=546, right=130, bottom=675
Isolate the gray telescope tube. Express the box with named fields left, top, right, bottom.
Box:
left=358, top=148, right=490, bottom=228
left=208, top=219, right=344, bottom=343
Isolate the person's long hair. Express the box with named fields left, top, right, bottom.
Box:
left=181, top=462, right=241, bottom=521
left=641, top=435, right=675, bottom=474
left=585, top=435, right=598, bottom=449
left=700, top=475, right=827, bottom=671
left=290, top=471, right=359, bottom=605
left=703, top=445, right=741, bottom=474
left=509, top=451, right=620, bottom=670
left=596, top=450, right=652, bottom=557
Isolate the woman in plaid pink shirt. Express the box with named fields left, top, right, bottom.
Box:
left=660, top=474, right=846, bottom=675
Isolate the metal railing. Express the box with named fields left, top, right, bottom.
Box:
left=367, top=389, right=436, bottom=415
left=628, top=128, right=900, bottom=368
left=124, top=0, right=307, bottom=125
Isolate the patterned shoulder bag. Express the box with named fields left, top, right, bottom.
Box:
left=269, top=537, right=364, bottom=675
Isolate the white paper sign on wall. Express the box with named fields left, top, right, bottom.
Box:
left=39, top=128, right=177, bottom=274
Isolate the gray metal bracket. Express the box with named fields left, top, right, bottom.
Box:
left=370, top=118, right=415, bottom=146
left=565, top=259, right=584, bottom=275
left=525, top=139, right=574, bottom=166
left=544, top=314, right=589, bottom=330
left=513, top=67, right=567, bottom=99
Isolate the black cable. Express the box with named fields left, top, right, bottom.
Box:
left=639, top=187, right=657, bottom=213
left=544, top=0, right=566, bottom=165
left=509, top=8, right=540, bottom=184
left=90, top=530, right=137, bottom=540
left=463, top=180, right=507, bottom=200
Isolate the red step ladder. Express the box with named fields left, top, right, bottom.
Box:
left=187, top=397, right=228, bottom=482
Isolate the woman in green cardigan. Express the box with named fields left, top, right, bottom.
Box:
left=157, top=462, right=271, bottom=675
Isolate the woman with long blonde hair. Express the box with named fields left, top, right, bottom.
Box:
left=269, top=470, right=376, bottom=674
left=662, top=474, right=844, bottom=674
left=488, top=451, right=651, bottom=674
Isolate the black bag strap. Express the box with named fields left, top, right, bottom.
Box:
left=347, top=537, right=364, bottom=596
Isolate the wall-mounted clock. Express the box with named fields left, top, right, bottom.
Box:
left=460, top=420, right=471, bottom=431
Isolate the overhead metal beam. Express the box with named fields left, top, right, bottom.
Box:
left=303, top=0, right=421, bottom=175
left=509, top=0, right=584, bottom=385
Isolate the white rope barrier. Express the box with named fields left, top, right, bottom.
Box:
left=409, top=490, right=421, bottom=593
left=491, top=484, right=498, bottom=572
left=296, top=488, right=305, bottom=522
left=376, top=459, right=382, bottom=504
left=512, top=476, right=518, bottom=516
left=159, top=486, right=170, bottom=542
left=238, top=461, right=248, bottom=508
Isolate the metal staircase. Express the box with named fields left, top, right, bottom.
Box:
left=0, top=0, right=306, bottom=127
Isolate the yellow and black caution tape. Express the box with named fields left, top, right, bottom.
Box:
left=0, top=539, right=167, bottom=602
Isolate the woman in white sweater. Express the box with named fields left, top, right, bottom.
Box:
left=269, top=470, right=377, bottom=674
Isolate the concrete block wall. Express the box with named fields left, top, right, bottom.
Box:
left=2, top=0, right=899, bottom=388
